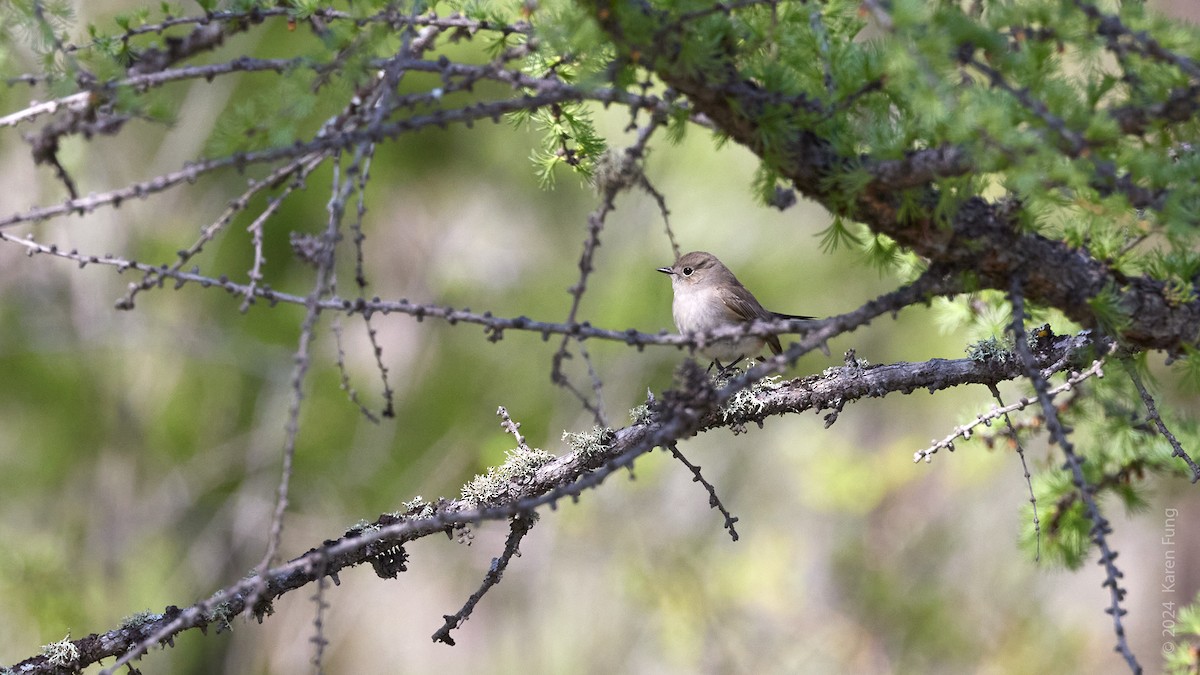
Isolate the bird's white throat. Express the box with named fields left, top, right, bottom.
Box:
left=671, top=284, right=728, bottom=334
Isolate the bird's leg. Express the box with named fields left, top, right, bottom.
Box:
left=708, top=356, right=744, bottom=377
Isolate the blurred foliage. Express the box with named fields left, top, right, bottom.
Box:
left=1165, top=589, right=1200, bottom=673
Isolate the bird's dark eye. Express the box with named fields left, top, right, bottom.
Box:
left=682, top=267, right=693, bottom=276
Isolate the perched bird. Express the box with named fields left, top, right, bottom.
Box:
left=658, top=250, right=814, bottom=369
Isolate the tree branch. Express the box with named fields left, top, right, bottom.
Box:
left=586, top=0, right=1200, bottom=352
left=3, top=296, right=1102, bottom=674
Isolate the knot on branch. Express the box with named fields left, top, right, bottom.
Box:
left=952, top=196, right=1013, bottom=240
left=657, top=360, right=718, bottom=422
left=368, top=543, right=409, bottom=579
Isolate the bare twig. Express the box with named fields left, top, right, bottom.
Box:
left=248, top=140, right=368, bottom=615
left=0, top=225, right=894, bottom=354
left=309, top=553, right=332, bottom=674
left=0, top=86, right=676, bottom=231
left=665, top=443, right=739, bottom=541
left=497, top=406, right=530, bottom=452
left=331, top=318, right=382, bottom=424
left=916, top=357, right=1107, bottom=462
left=550, top=120, right=665, bottom=422
left=1124, top=360, right=1200, bottom=483
left=1008, top=282, right=1140, bottom=674
left=988, top=384, right=1043, bottom=563
left=431, top=514, right=536, bottom=646
left=577, top=341, right=609, bottom=427
left=120, top=152, right=323, bottom=310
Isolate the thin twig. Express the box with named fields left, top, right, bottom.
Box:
left=988, top=384, right=1042, bottom=563
left=2, top=227, right=935, bottom=354
left=309, top=553, right=331, bottom=674
left=497, top=406, right=530, bottom=452
left=916, top=358, right=1107, bottom=462
left=247, top=140, right=367, bottom=614
left=628, top=118, right=677, bottom=259
left=664, top=443, right=739, bottom=541
left=0, top=87, right=677, bottom=231
left=119, top=152, right=323, bottom=309
left=431, top=514, right=536, bottom=645
left=1124, top=360, right=1200, bottom=483
left=550, top=120, right=665, bottom=422
left=1008, top=281, right=1141, bottom=674
left=331, top=318, right=381, bottom=424
left=577, top=341, right=609, bottom=428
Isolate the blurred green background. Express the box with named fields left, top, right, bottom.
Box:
left=0, top=1, right=1198, bottom=673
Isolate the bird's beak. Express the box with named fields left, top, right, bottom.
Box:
left=656, top=266, right=674, bottom=275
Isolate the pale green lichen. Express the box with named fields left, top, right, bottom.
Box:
left=561, top=426, right=615, bottom=459
left=349, top=518, right=380, bottom=533
left=501, top=447, right=557, bottom=477
left=120, top=610, right=160, bottom=630
left=629, top=389, right=657, bottom=425
left=966, top=336, right=1014, bottom=363
left=41, top=634, right=79, bottom=667
left=629, top=402, right=652, bottom=425
left=461, top=447, right=556, bottom=506
left=401, top=495, right=435, bottom=519
left=822, top=356, right=872, bottom=377
left=722, top=374, right=783, bottom=421
left=206, top=602, right=235, bottom=633
left=461, top=473, right=507, bottom=506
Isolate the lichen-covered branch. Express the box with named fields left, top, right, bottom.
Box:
left=4, top=322, right=1101, bottom=673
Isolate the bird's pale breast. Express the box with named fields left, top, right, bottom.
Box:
left=671, top=284, right=767, bottom=361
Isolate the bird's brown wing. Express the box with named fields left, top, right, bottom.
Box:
left=721, top=288, right=817, bottom=355
left=718, top=286, right=785, bottom=354
left=719, top=284, right=769, bottom=323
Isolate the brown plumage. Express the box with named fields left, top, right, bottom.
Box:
left=658, top=251, right=814, bottom=365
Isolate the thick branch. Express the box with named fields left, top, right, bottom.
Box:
left=586, top=1, right=1200, bottom=353
left=5, top=329, right=1101, bottom=674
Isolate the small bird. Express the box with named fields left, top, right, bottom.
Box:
left=658, top=251, right=814, bottom=370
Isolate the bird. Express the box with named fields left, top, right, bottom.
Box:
left=658, top=250, right=814, bottom=370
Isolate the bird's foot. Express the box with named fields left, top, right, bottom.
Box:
left=707, top=356, right=745, bottom=377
